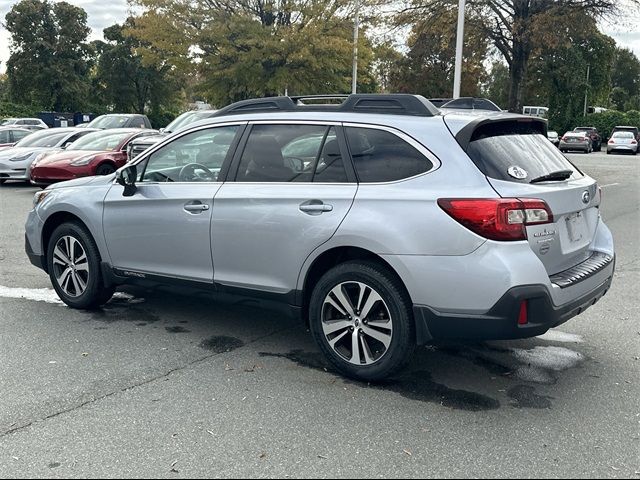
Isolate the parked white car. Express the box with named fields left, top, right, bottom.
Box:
left=607, top=131, right=638, bottom=155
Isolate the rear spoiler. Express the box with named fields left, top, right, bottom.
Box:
left=454, top=115, right=548, bottom=151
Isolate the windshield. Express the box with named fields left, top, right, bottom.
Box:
left=613, top=132, right=634, bottom=139
left=67, top=130, right=131, bottom=151
left=165, top=112, right=197, bottom=132
left=87, top=115, right=130, bottom=129
left=15, top=129, right=68, bottom=148
left=468, top=132, right=583, bottom=183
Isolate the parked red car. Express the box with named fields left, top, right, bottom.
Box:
left=30, top=129, right=157, bottom=186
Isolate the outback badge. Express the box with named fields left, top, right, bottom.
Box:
left=508, top=166, right=528, bottom=180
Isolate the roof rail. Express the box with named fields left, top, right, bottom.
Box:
left=212, top=94, right=439, bottom=118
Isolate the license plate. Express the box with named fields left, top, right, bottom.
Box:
left=565, top=212, right=586, bottom=243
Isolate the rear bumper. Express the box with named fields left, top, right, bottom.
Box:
left=413, top=259, right=614, bottom=344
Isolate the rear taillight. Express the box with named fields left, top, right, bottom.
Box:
left=608, top=139, right=614, bottom=144
left=437, top=198, right=554, bottom=241
left=562, top=136, right=568, bottom=141
left=632, top=140, right=637, bottom=145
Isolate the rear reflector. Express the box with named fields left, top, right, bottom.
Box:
left=437, top=198, right=554, bottom=241
left=518, top=300, right=528, bottom=325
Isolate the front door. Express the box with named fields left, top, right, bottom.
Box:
left=102, top=124, right=243, bottom=282
left=212, top=123, right=358, bottom=297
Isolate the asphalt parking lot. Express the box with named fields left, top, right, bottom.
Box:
left=0, top=151, right=638, bottom=478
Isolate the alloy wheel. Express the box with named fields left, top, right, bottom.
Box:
left=321, top=281, right=393, bottom=366
left=52, top=235, right=89, bottom=298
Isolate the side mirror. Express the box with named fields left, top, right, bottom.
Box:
left=158, top=128, right=165, bottom=133
left=116, top=164, right=137, bottom=197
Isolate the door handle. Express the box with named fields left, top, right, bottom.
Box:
left=299, top=201, right=333, bottom=215
left=184, top=202, right=210, bottom=213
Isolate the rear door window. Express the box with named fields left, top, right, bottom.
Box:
left=467, top=123, right=583, bottom=183
left=345, top=127, right=433, bottom=183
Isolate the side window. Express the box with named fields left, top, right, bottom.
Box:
left=313, top=128, right=348, bottom=183
left=524, top=107, right=531, bottom=115
left=141, top=126, right=239, bottom=183
left=11, top=130, right=30, bottom=142
left=63, top=132, right=86, bottom=147
left=0, top=131, right=9, bottom=143
left=236, top=124, right=329, bottom=182
left=345, top=127, right=433, bottom=183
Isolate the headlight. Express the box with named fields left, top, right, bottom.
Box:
left=70, top=154, right=97, bottom=166
left=10, top=152, right=35, bottom=162
left=31, top=153, right=46, bottom=168
left=33, top=190, right=51, bottom=208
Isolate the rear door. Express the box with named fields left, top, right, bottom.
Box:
left=458, top=119, right=600, bottom=275
left=211, top=122, right=357, bottom=297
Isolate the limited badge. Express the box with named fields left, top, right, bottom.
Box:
left=508, top=166, right=528, bottom=180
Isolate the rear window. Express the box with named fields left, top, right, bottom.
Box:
left=613, top=131, right=634, bottom=138
left=467, top=123, right=583, bottom=183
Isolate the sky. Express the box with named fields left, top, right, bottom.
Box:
left=0, top=0, right=640, bottom=74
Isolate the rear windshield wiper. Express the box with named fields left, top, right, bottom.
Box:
left=529, top=170, right=573, bottom=184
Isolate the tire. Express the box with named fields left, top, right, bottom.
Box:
left=309, top=261, right=415, bottom=382
left=0, top=179, right=6, bottom=185
left=47, top=222, right=115, bottom=309
left=96, top=163, right=116, bottom=176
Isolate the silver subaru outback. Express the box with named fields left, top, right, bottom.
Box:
left=25, top=95, right=615, bottom=381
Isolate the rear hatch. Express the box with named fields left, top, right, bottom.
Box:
left=449, top=116, right=600, bottom=276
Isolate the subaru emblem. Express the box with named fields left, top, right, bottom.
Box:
left=582, top=190, right=590, bottom=204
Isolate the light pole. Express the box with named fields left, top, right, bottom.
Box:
left=583, top=64, right=591, bottom=116
left=352, top=0, right=360, bottom=94
left=453, top=0, right=466, bottom=99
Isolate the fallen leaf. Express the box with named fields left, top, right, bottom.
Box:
left=259, top=453, right=266, bottom=459
left=206, top=430, right=215, bottom=437
left=318, top=455, right=327, bottom=460
left=81, top=353, right=89, bottom=357
left=611, top=466, right=619, bottom=471
left=403, top=449, right=412, bottom=457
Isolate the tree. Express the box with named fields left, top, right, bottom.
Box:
left=4, top=0, right=92, bottom=111
left=481, top=61, right=510, bottom=108
left=390, top=8, right=490, bottom=98
left=398, top=0, right=635, bottom=112
left=93, top=19, right=180, bottom=114
left=611, top=48, right=640, bottom=99
left=128, top=0, right=379, bottom=105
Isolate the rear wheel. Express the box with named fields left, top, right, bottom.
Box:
left=309, top=261, right=415, bottom=382
left=96, top=163, right=116, bottom=176
left=47, top=222, right=114, bottom=309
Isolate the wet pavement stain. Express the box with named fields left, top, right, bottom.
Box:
left=437, top=344, right=513, bottom=376
left=89, top=303, right=161, bottom=325
left=199, top=336, right=245, bottom=353
left=48, top=463, right=61, bottom=469
left=259, top=350, right=500, bottom=412
left=508, top=385, right=553, bottom=409
left=166, top=326, right=191, bottom=334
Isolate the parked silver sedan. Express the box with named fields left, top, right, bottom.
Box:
left=607, top=131, right=638, bottom=155
left=559, top=132, right=592, bottom=153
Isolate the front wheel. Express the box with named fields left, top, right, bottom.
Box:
left=96, top=163, right=116, bottom=176
left=47, top=222, right=115, bottom=309
left=0, top=179, right=6, bottom=185
left=309, top=261, right=415, bottom=382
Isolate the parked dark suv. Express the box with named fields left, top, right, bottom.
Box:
left=573, top=127, right=602, bottom=151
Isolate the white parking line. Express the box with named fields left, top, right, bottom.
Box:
left=0, top=286, right=63, bottom=304
left=600, top=183, right=620, bottom=188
